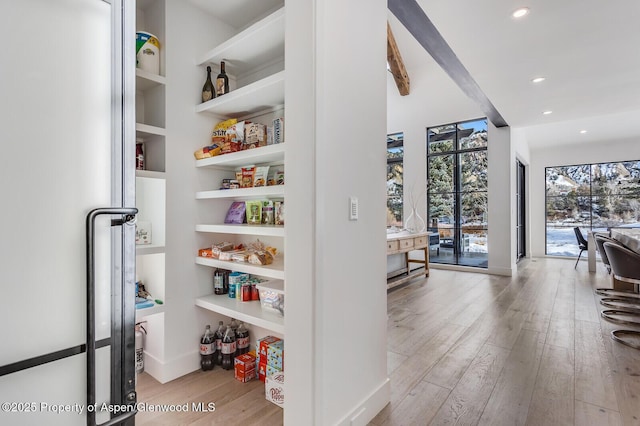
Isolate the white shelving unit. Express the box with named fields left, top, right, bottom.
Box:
left=196, top=143, right=285, bottom=169
left=135, top=303, right=166, bottom=322
left=195, top=295, right=284, bottom=335
left=195, top=256, right=285, bottom=280
left=196, top=185, right=285, bottom=200
left=196, top=224, right=284, bottom=237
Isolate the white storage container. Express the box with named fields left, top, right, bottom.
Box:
left=257, top=279, right=284, bottom=316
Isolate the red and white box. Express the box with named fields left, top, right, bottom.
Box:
left=258, top=361, right=268, bottom=382
left=265, top=371, right=284, bottom=407
left=234, top=353, right=256, bottom=383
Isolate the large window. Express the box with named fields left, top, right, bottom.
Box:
left=387, top=132, right=403, bottom=227
left=545, top=161, right=640, bottom=255
left=427, top=118, right=488, bottom=268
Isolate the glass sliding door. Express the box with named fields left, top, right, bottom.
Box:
left=427, top=118, right=488, bottom=268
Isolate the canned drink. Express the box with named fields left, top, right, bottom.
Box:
left=241, top=284, right=252, bottom=302
left=228, top=282, right=236, bottom=299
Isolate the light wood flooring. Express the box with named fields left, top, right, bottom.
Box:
left=136, top=257, right=640, bottom=425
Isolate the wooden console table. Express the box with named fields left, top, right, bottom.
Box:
left=386, top=231, right=431, bottom=289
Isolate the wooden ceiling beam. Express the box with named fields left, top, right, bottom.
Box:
left=387, top=21, right=410, bottom=96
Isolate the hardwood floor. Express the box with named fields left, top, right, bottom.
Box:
left=136, top=258, right=640, bottom=425
left=372, top=258, right=640, bottom=426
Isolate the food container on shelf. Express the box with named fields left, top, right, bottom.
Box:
left=136, top=31, right=160, bottom=74
left=257, top=280, right=284, bottom=316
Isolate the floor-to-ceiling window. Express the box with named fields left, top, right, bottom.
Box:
left=545, top=160, right=640, bottom=255
left=427, top=118, right=488, bottom=268
left=387, top=132, right=404, bottom=227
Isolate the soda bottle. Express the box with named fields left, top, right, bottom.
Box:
left=221, top=325, right=236, bottom=370
left=199, top=325, right=214, bottom=371
left=229, top=318, right=240, bottom=358
left=236, top=322, right=250, bottom=355
left=214, top=321, right=224, bottom=366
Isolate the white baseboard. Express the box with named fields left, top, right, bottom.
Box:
left=141, top=349, right=200, bottom=384
left=336, top=378, right=390, bottom=426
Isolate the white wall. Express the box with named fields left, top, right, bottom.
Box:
left=529, top=136, right=640, bottom=257
left=286, top=0, right=390, bottom=424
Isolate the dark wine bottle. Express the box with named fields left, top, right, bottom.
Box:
left=202, top=66, right=214, bottom=103
left=216, top=61, right=229, bottom=96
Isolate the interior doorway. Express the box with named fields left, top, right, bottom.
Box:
left=516, top=159, right=526, bottom=261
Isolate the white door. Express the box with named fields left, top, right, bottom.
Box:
left=0, top=1, right=136, bottom=425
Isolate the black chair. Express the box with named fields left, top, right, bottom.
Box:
left=594, top=234, right=616, bottom=274
left=573, top=227, right=588, bottom=269
left=594, top=236, right=640, bottom=297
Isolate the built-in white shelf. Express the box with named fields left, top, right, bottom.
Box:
left=197, top=7, right=285, bottom=77
left=195, top=256, right=284, bottom=280
left=195, top=294, right=284, bottom=335
left=195, top=144, right=285, bottom=169
left=136, top=244, right=166, bottom=255
left=196, top=224, right=284, bottom=237
left=135, top=302, right=165, bottom=322
left=194, top=71, right=284, bottom=118
left=136, top=123, right=166, bottom=137
left=196, top=185, right=285, bottom=200
left=136, top=68, right=166, bottom=91
left=136, top=170, right=166, bottom=179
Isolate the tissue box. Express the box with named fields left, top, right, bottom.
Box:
left=135, top=221, right=152, bottom=245
left=265, top=371, right=284, bottom=407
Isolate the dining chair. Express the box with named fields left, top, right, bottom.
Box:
left=573, top=227, right=588, bottom=269
left=601, top=241, right=640, bottom=350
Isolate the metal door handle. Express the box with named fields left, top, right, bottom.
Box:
left=86, top=207, right=137, bottom=426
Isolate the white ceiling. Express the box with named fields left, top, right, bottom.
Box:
left=188, top=0, right=282, bottom=29
left=389, top=0, right=640, bottom=149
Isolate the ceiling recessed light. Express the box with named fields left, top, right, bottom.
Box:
left=580, top=130, right=588, bottom=134
left=512, top=7, right=530, bottom=18
left=543, top=110, right=553, bottom=115
left=531, top=77, right=546, bottom=83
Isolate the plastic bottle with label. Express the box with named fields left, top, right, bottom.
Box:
left=236, top=322, right=250, bottom=355
left=214, top=321, right=224, bottom=366
left=221, top=325, right=236, bottom=370
left=199, top=325, right=214, bottom=371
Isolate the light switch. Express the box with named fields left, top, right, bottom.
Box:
left=349, top=197, right=358, bottom=220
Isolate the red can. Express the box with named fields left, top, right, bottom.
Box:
left=241, top=284, right=252, bottom=302
left=251, top=283, right=259, bottom=300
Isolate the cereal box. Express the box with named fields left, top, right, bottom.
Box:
left=267, top=340, right=284, bottom=370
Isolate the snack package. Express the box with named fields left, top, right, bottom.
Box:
left=231, top=251, right=250, bottom=263
left=248, top=250, right=273, bottom=265
left=214, top=118, right=237, bottom=131
left=223, top=121, right=245, bottom=154
left=194, top=144, right=221, bottom=160
left=224, top=201, right=246, bottom=224
left=244, top=122, right=266, bottom=149
left=253, top=166, right=270, bottom=187
left=240, top=166, right=256, bottom=188
left=273, top=117, right=284, bottom=144
left=274, top=201, right=284, bottom=225
left=266, top=126, right=274, bottom=145
left=268, top=168, right=284, bottom=186
left=211, top=241, right=234, bottom=258
left=220, top=249, right=246, bottom=262
left=262, top=200, right=274, bottom=225
left=245, top=200, right=263, bottom=225
left=211, top=128, right=227, bottom=146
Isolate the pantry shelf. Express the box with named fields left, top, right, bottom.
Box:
left=136, top=68, right=166, bottom=91
left=196, top=224, right=284, bottom=237
left=196, top=185, right=285, bottom=200
left=136, top=170, right=166, bottom=180
left=136, top=123, right=166, bottom=137
left=194, top=71, right=284, bottom=118
left=195, top=144, right=285, bottom=169
left=197, top=7, right=284, bottom=77
left=136, top=244, right=166, bottom=256
left=195, top=294, right=284, bottom=335
left=135, top=302, right=165, bottom=322
left=195, top=256, right=285, bottom=280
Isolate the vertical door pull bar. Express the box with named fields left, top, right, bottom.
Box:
left=86, top=207, right=137, bottom=426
